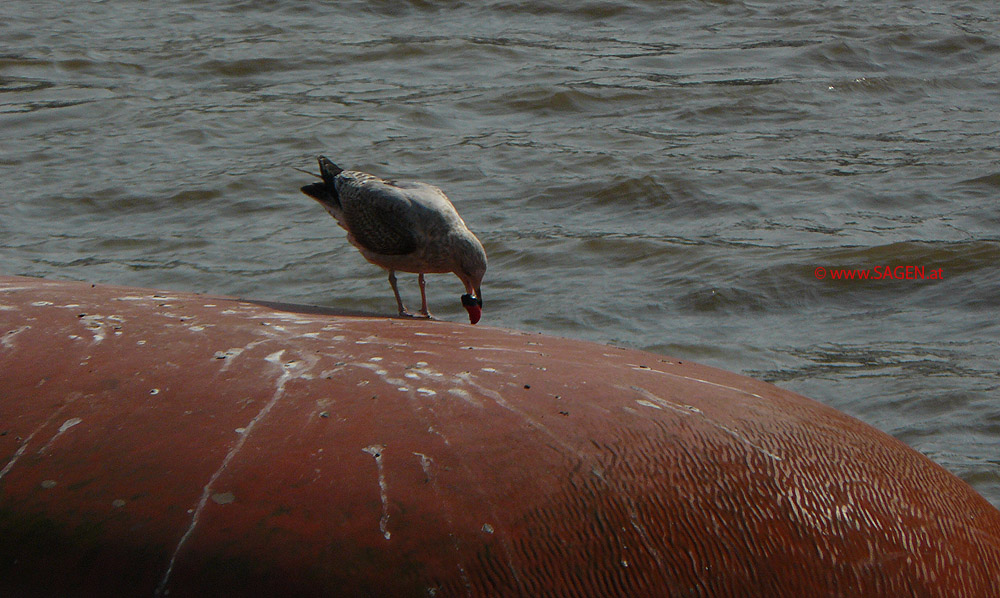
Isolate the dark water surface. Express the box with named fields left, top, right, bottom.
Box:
left=2, top=1, right=999, bottom=505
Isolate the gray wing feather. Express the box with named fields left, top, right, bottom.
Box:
left=336, top=176, right=419, bottom=256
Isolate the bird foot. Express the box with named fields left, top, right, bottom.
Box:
left=397, top=310, right=435, bottom=320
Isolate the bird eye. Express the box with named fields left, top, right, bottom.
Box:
left=461, top=294, right=483, bottom=308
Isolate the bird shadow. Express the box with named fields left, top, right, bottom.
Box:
left=239, top=298, right=385, bottom=319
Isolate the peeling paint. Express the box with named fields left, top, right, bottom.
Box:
left=213, top=348, right=244, bottom=361
left=212, top=492, right=235, bottom=505
left=1, top=325, right=31, bottom=350
left=77, top=314, right=125, bottom=345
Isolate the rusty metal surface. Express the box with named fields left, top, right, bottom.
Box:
left=1, top=275, right=998, bottom=597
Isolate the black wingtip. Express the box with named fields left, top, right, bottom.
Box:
left=301, top=182, right=326, bottom=201
left=317, top=156, right=343, bottom=185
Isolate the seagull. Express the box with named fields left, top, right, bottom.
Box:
left=301, top=157, right=487, bottom=324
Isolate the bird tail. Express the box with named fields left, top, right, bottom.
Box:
left=301, top=156, right=343, bottom=210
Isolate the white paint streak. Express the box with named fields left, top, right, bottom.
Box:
left=155, top=349, right=312, bottom=596
left=1, top=405, right=78, bottom=480
left=628, top=385, right=702, bottom=416
left=215, top=341, right=270, bottom=372
left=412, top=452, right=473, bottom=595
left=0, top=443, right=30, bottom=481
left=36, top=418, right=83, bottom=455
left=456, top=372, right=583, bottom=458
left=422, top=428, right=526, bottom=593
left=363, top=445, right=392, bottom=540
left=628, top=505, right=667, bottom=571
left=629, top=385, right=782, bottom=461
left=426, top=426, right=452, bottom=446
left=58, top=418, right=82, bottom=433
left=628, top=364, right=765, bottom=399
left=249, top=311, right=321, bottom=325
left=446, top=388, right=481, bottom=406
left=414, top=452, right=434, bottom=480
left=468, top=346, right=541, bottom=354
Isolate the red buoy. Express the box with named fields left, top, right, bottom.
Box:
left=1, top=276, right=998, bottom=596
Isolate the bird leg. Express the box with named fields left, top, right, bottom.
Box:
left=418, top=273, right=433, bottom=319
left=388, top=270, right=413, bottom=318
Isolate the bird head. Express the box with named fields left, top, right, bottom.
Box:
left=455, top=235, right=487, bottom=324
left=461, top=292, right=483, bottom=325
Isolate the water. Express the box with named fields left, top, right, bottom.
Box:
left=2, top=1, right=998, bottom=505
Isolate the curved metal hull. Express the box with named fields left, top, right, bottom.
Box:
left=1, top=276, right=997, bottom=596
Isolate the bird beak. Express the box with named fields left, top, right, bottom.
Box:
left=461, top=292, right=482, bottom=325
